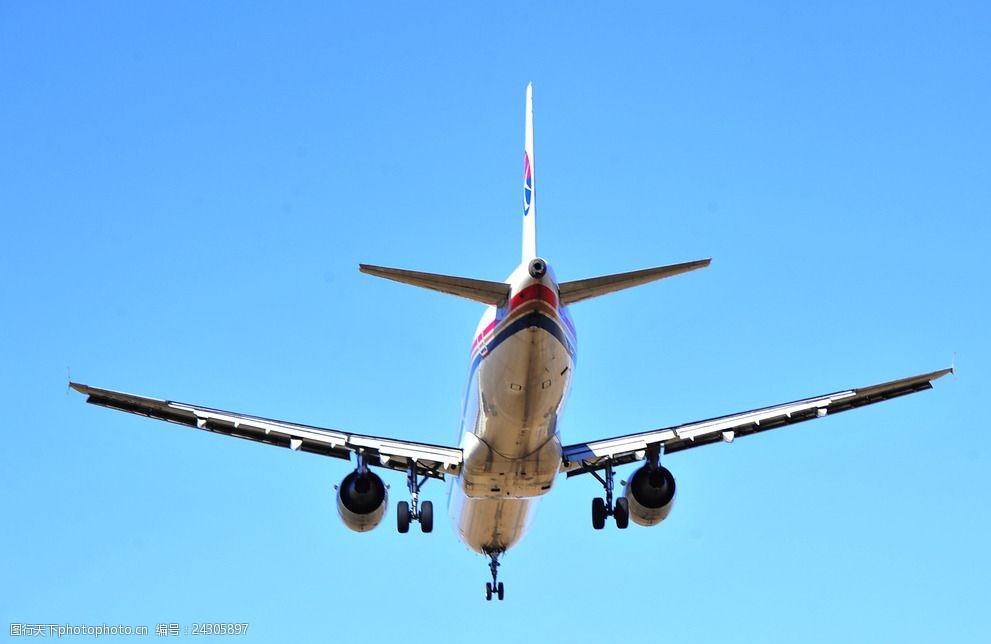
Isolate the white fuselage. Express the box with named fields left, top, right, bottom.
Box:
left=448, top=260, right=577, bottom=555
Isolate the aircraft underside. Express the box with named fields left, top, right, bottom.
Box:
left=453, top=319, right=571, bottom=552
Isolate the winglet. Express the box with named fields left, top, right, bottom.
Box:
left=855, top=367, right=953, bottom=396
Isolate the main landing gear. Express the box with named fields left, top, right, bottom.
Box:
left=397, top=463, right=433, bottom=534
left=589, top=460, right=629, bottom=529
left=484, top=549, right=505, bottom=601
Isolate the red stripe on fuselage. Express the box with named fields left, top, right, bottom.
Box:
left=470, top=284, right=559, bottom=352
left=471, top=319, right=499, bottom=351
left=510, top=284, right=557, bottom=310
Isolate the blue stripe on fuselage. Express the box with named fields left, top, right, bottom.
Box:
left=465, top=309, right=575, bottom=395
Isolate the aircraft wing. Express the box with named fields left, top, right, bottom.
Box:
left=560, top=368, right=952, bottom=477
left=71, top=383, right=462, bottom=479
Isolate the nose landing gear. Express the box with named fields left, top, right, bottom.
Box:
left=483, top=549, right=505, bottom=601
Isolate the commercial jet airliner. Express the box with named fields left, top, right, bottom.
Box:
left=72, top=84, right=950, bottom=601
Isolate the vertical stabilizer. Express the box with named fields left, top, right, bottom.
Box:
left=522, top=83, right=537, bottom=261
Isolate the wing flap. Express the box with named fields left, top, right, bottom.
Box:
left=72, top=383, right=462, bottom=478
left=562, top=368, right=951, bottom=476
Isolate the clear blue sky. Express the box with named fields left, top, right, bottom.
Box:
left=2, top=2, right=988, bottom=642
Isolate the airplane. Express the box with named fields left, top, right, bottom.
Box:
left=71, top=83, right=951, bottom=601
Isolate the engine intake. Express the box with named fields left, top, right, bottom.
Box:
left=336, top=470, right=387, bottom=532
left=622, top=464, right=676, bottom=527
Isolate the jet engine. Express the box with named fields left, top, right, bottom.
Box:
left=336, top=470, right=388, bottom=532
left=622, top=464, right=676, bottom=527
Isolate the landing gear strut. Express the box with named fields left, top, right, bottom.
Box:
left=484, top=550, right=505, bottom=601
left=589, top=460, right=629, bottom=529
left=397, top=462, right=433, bottom=534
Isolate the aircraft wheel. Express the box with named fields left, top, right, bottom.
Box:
left=485, top=582, right=493, bottom=601
left=397, top=501, right=410, bottom=534
left=497, top=581, right=504, bottom=601
left=591, top=497, right=606, bottom=530
left=420, top=500, right=434, bottom=533
left=614, top=497, right=630, bottom=529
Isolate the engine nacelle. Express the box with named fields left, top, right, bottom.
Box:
left=336, top=470, right=387, bottom=532
left=622, top=464, right=676, bottom=527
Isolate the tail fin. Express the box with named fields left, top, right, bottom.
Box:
left=522, top=82, right=537, bottom=261
left=558, top=259, right=711, bottom=305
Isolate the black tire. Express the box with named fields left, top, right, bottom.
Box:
left=591, top=497, right=606, bottom=530
left=397, top=501, right=410, bottom=534
left=485, top=582, right=493, bottom=601
left=614, top=497, right=630, bottom=529
left=420, top=500, right=434, bottom=533
left=497, top=581, right=504, bottom=601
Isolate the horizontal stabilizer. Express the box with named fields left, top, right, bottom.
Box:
left=559, top=258, right=711, bottom=305
left=360, top=264, right=511, bottom=305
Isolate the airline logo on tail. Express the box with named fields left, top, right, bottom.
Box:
left=523, top=152, right=533, bottom=216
